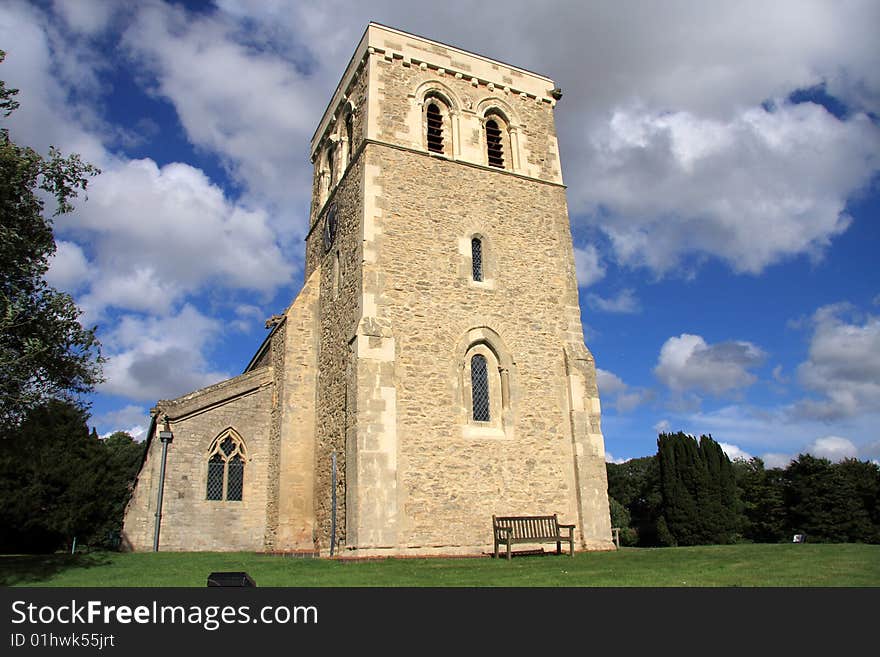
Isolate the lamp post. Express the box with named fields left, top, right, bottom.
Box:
left=153, top=415, right=174, bottom=552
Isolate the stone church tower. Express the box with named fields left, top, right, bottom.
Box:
left=122, top=23, right=613, bottom=556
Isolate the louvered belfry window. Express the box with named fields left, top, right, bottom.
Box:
left=471, top=237, right=483, bottom=282
left=427, top=102, right=444, bottom=153
left=205, top=431, right=247, bottom=501
left=471, top=354, right=490, bottom=422
left=486, top=119, right=504, bottom=168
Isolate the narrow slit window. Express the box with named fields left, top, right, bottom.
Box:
left=486, top=119, right=504, bottom=168
left=471, top=354, right=490, bottom=422
left=471, top=237, right=483, bottom=282
left=426, top=102, right=444, bottom=153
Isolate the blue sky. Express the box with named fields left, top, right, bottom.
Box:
left=2, top=1, right=878, bottom=465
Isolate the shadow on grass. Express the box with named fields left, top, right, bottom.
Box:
left=0, top=552, right=113, bottom=586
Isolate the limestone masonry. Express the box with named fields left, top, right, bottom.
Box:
left=122, top=23, right=614, bottom=555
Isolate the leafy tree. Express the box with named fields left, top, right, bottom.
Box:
left=608, top=496, right=638, bottom=546
left=657, top=432, right=704, bottom=545
left=0, top=400, right=144, bottom=553
left=0, top=50, right=102, bottom=429
left=785, top=454, right=877, bottom=543
left=607, top=455, right=661, bottom=546
left=733, top=457, right=788, bottom=543
left=657, top=432, right=739, bottom=546
left=0, top=400, right=99, bottom=552
left=90, top=431, right=146, bottom=548
left=700, top=435, right=740, bottom=543
left=836, top=458, right=880, bottom=542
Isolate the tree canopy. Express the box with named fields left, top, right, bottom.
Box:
left=0, top=50, right=103, bottom=429
left=607, top=433, right=880, bottom=547
left=0, top=399, right=144, bottom=553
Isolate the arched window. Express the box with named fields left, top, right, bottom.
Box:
left=471, top=354, right=490, bottom=422
left=471, top=237, right=483, bottom=282
left=326, top=142, right=337, bottom=187
left=205, top=430, right=247, bottom=502
left=345, top=112, right=354, bottom=158
left=426, top=102, right=444, bottom=153
left=458, top=328, right=515, bottom=437
left=486, top=119, right=504, bottom=168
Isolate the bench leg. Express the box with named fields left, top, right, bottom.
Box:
left=556, top=540, right=561, bottom=555
left=506, top=542, right=511, bottom=561
left=569, top=536, right=574, bottom=557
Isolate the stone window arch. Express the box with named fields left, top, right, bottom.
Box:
left=478, top=99, right=520, bottom=171
left=456, top=327, right=516, bottom=437
left=326, top=139, right=338, bottom=187
left=423, top=94, right=454, bottom=156
left=483, top=110, right=512, bottom=170
left=462, top=231, right=494, bottom=288
left=205, top=429, right=248, bottom=502
left=340, top=101, right=357, bottom=171
left=465, top=344, right=500, bottom=425
left=415, top=83, right=461, bottom=158
left=317, top=143, right=333, bottom=208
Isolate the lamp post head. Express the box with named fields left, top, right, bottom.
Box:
left=159, top=415, right=173, bottom=443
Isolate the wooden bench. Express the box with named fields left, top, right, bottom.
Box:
left=492, top=514, right=576, bottom=560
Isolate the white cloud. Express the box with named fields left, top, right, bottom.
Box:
left=51, top=0, right=119, bottom=36
left=653, top=419, right=671, bottom=434
left=68, top=158, right=294, bottom=321
left=794, top=304, right=880, bottom=420
left=573, top=245, right=605, bottom=288
left=772, top=365, right=788, bottom=384
left=119, top=2, right=320, bottom=238
left=100, top=305, right=230, bottom=401
left=655, top=334, right=766, bottom=396
left=762, top=453, right=795, bottom=469
left=588, top=288, right=640, bottom=314
left=0, top=1, right=297, bottom=403
left=596, top=368, right=650, bottom=413
left=719, top=442, right=752, bottom=462
left=232, top=304, right=267, bottom=333
left=94, top=404, right=151, bottom=441
left=45, top=240, right=92, bottom=292
left=666, top=403, right=880, bottom=466
left=806, top=436, right=858, bottom=462
left=577, top=102, right=878, bottom=276
left=604, top=451, right=627, bottom=465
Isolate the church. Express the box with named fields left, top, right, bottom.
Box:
left=122, top=23, right=614, bottom=556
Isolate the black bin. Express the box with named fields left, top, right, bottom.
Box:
left=207, top=571, right=256, bottom=587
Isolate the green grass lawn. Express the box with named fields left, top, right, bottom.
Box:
left=2, top=543, right=878, bottom=587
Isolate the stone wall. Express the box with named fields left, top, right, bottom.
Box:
left=121, top=369, right=274, bottom=551
left=338, top=32, right=612, bottom=553
left=308, top=139, right=366, bottom=553
left=357, top=144, right=608, bottom=551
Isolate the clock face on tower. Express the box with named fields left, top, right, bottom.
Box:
left=322, top=203, right=338, bottom=253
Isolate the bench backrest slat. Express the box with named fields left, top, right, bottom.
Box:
left=493, top=515, right=561, bottom=539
